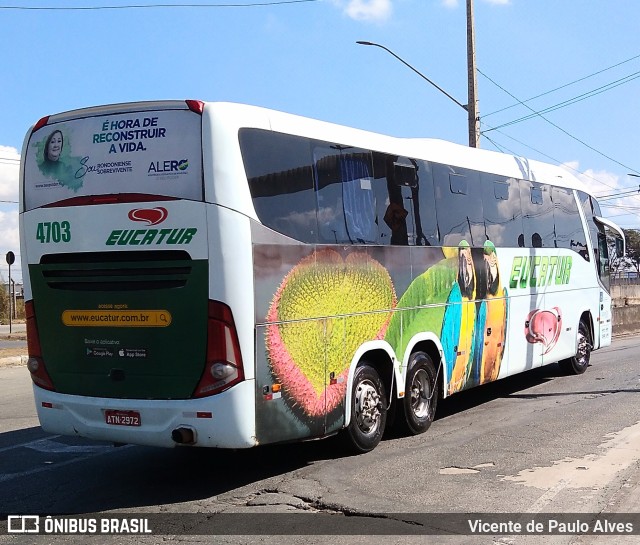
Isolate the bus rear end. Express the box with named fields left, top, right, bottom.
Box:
left=19, top=100, right=256, bottom=448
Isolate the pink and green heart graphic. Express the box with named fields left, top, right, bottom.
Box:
left=266, top=249, right=396, bottom=418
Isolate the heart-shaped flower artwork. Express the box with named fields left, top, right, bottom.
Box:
left=266, top=249, right=396, bottom=419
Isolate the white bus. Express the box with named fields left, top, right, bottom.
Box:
left=20, top=101, right=625, bottom=453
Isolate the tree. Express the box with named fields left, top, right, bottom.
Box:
left=0, top=275, right=8, bottom=323
left=622, top=228, right=640, bottom=276
left=610, top=229, right=640, bottom=278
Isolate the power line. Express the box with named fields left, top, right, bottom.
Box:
left=483, top=120, right=640, bottom=212
left=480, top=119, right=615, bottom=190
left=483, top=71, right=640, bottom=132
left=480, top=119, right=640, bottom=225
left=478, top=68, right=640, bottom=177
left=0, top=0, right=319, bottom=10
left=595, top=187, right=640, bottom=201
left=484, top=52, right=640, bottom=118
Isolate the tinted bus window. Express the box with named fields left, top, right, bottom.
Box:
left=578, top=190, right=600, bottom=260
left=373, top=154, right=410, bottom=245
left=433, top=163, right=484, bottom=246
left=414, top=160, right=439, bottom=246
left=24, top=109, right=204, bottom=210
left=520, top=181, right=554, bottom=248
left=313, top=147, right=376, bottom=244
left=552, top=186, right=588, bottom=259
left=579, top=190, right=610, bottom=283
left=371, top=155, right=438, bottom=246
left=240, top=129, right=317, bottom=242
left=481, top=174, right=523, bottom=247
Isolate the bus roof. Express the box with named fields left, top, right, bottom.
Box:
left=207, top=101, right=587, bottom=193
left=27, top=99, right=588, bottom=195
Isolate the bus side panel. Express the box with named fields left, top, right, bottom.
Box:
left=502, top=248, right=601, bottom=371
left=253, top=242, right=406, bottom=443
left=252, top=237, right=603, bottom=443
left=252, top=239, right=510, bottom=442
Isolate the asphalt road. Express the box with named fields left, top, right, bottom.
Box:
left=1, top=337, right=639, bottom=544
left=0, top=323, right=26, bottom=337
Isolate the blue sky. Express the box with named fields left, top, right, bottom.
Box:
left=1, top=0, right=639, bottom=282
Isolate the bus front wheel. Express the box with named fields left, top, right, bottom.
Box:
left=560, top=321, right=592, bottom=375
left=344, top=363, right=387, bottom=453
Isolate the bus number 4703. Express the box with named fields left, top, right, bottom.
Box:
left=36, top=221, right=71, bottom=243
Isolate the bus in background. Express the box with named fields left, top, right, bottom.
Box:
left=20, top=101, right=625, bottom=453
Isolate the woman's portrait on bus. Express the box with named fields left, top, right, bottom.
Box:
left=44, top=130, right=63, bottom=162
left=34, top=128, right=84, bottom=192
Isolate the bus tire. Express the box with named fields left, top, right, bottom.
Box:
left=396, top=351, right=438, bottom=435
left=344, top=363, right=387, bottom=453
left=560, top=321, right=592, bottom=375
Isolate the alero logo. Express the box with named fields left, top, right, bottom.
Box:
left=128, top=207, right=168, bottom=226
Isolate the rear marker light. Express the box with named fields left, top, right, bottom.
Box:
left=42, top=402, right=53, bottom=409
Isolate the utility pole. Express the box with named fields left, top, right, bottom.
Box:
left=466, top=0, right=480, bottom=148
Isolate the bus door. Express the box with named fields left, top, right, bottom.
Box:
left=594, top=216, right=625, bottom=347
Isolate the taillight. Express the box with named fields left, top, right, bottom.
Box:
left=192, top=301, right=244, bottom=398
left=25, top=301, right=55, bottom=391
left=186, top=100, right=204, bottom=115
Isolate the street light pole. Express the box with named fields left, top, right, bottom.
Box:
left=356, top=41, right=468, bottom=112
left=466, top=0, right=480, bottom=148
left=357, top=32, right=480, bottom=148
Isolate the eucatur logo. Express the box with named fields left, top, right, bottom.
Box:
left=127, top=207, right=168, bottom=226
left=107, top=207, right=197, bottom=246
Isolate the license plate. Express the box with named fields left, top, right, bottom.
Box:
left=104, top=410, right=141, bottom=427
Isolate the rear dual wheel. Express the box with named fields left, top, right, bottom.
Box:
left=344, top=363, right=387, bottom=453
left=396, top=351, right=439, bottom=435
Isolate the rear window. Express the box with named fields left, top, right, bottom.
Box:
left=23, top=109, right=203, bottom=210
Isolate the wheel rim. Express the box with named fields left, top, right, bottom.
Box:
left=354, top=379, right=381, bottom=435
left=410, top=368, right=431, bottom=419
left=576, top=327, right=591, bottom=367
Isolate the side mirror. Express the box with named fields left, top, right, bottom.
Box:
left=616, top=236, right=625, bottom=257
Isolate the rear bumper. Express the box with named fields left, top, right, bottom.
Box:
left=32, top=380, right=257, bottom=449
